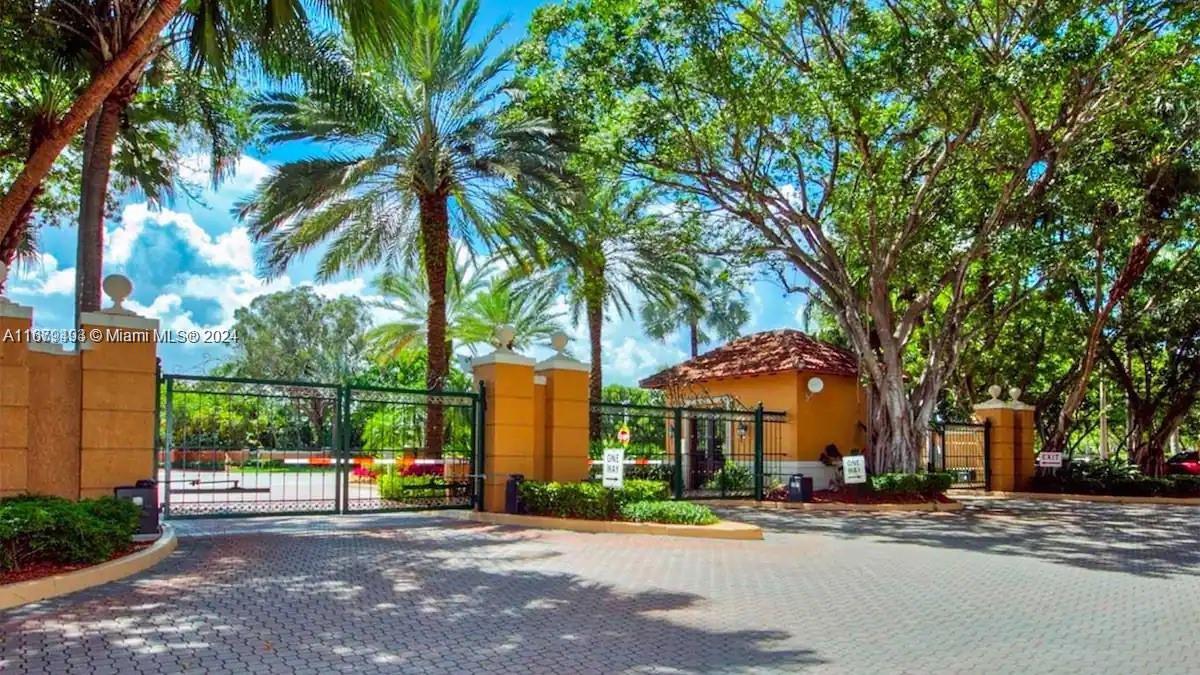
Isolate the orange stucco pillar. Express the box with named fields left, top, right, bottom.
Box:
left=0, top=294, right=32, bottom=498
left=973, top=386, right=1037, bottom=492
left=78, top=306, right=159, bottom=498
left=536, top=352, right=591, bottom=483
left=472, top=349, right=536, bottom=512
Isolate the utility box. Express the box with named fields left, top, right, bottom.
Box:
left=114, top=479, right=160, bottom=536
left=787, top=474, right=813, bottom=502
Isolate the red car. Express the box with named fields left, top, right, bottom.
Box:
left=1167, top=451, right=1200, bottom=475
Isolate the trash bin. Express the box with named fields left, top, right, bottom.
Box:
left=504, top=474, right=525, bottom=514
left=114, top=479, right=159, bottom=536
left=787, top=474, right=813, bottom=502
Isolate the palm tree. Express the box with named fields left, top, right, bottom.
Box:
left=366, top=247, right=487, bottom=363
left=0, top=0, right=403, bottom=242
left=0, top=62, right=78, bottom=278
left=502, top=182, right=694, bottom=438
left=458, top=278, right=562, bottom=351
left=641, top=259, right=750, bottom=357
left=367, top=249, right=562, bottom=361
left=241, top=0, right=565, bottom=453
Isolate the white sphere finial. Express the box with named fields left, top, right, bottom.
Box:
left=494, top=324, right=516, bottom=351
left=987, top=384, right=1003, bottom=401
left=102, top=274, right=133, bottom=313
left=550, top=331, right=569, bottom=354
left=1008, top=386, right=1023, bottom=403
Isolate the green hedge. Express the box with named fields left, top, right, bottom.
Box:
left=517, top=479, right=670, bottom=520
left=868, top=472, right=954, bottom=497
left=377, top=474, right=443, bottom=500
left=0, top=495, right=140, bottom=572
left=620, top=501, right=719, bottom=525
left=1034, top=471, right=1200, bottom=498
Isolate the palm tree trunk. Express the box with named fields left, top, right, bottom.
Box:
left=688, top=319, right=699, bottom=357
left=420, top=193, right=451, bottom=456
left=75, top=92, right=128, bottom=327
left=0, top=0, right=181, bottom=242
left=586, top=294, right=603, bottom=440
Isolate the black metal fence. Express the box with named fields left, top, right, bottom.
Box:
left=158, top=374, right=481, bottom=517
left=926, top=421, right=991, bottom=489
left=590, top=402, right=789, bottom=500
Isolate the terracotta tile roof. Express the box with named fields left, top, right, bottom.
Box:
left=639, top=329, right=859, bottom=389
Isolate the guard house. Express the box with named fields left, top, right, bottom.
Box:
left=639, top=329, right=865, bottom=489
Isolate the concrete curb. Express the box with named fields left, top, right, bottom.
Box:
left=464, top=512, right=763, bottom=540
left=699, top=499, right=963, bottom=513
left=0, top=525, right=178, bottom=611
left=959, top=491, right=1200, bottom=506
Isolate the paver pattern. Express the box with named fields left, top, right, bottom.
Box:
left=2, top=498, right=1197, bottom=674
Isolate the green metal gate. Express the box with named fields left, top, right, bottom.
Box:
left=157, top=374, right=482, bottom=518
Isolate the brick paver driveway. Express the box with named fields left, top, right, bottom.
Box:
left=3, top=498, right=1197, bottom=674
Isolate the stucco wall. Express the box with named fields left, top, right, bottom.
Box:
left=677, top=371, right=865, bottom=462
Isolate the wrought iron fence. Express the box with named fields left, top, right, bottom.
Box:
left=925, top=421, right=991, bottom=489
left=157, top=374, right=481, bottom=517
left=590, top=401, right=788, bottom=500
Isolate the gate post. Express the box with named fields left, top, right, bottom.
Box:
left=0, top=267, right=33, bottom=499
left=973, top=385, right=1036, bottom=492
left=471, top=331, right=537, bottom=513
left=672, top=408, right=684, bottom=500
left=534, top=333, right=590, bottom=483
left=753, top=403, right=764, bottom=501
left=78, top=277, right=160, bottom=498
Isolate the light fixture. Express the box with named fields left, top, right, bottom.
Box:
left=807, top=376, right=825, bottom=395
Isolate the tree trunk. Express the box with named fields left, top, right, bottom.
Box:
left=587, top=294, right=603, bottom=440
left=688, top=319, right=699, bottom=357
left=420, top=193, right=451, bottom=456
left=1045, top=232, right=1156, bottom=454
left=75, top=93, right=126, bottom=326
left=865, top=372, right=924, bottom=473
left=0, top=0, right=181, bottom=242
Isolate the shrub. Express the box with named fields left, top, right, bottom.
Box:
left=1034, top=459, right=1200, bottom=498
left=377, top=473, right=444, bottom=500
left=517, top=479, right=670, bottom=519
left=0, top=495, right=140, bottom=572
left=1170, top=475, right=1200, bottom=497
left=620, top=501, right=719, bottom=525
left=612, top=479, right=669, bottom=505
left=702, top=463, right=752, bottom=492
left=868, top=472, right=954, bottom=497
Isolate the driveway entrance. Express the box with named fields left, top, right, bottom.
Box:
left=3, top=498, right=1196, bottom=673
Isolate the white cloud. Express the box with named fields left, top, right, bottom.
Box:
left=178, top=154, right=271, bottom=194
left=114, top=202, right=255, bottom=273
left=309, top=278, right=368, bottom=299
left=124, top=293, right=183, bottom=320
left=8, top=253, right=75, bottom=296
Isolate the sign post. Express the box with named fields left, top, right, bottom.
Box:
left=1036, top=451, right=1063, bottom=469
left=617, top=424, right=631, bottom=446
left=602, top=448, right=625, bottom=489
left=842, top=455, right=867, bottom=485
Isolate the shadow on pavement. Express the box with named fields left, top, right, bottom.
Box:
left=716, top=498, right=1200, bottom=579
left=2, top=513, right=819, bottom=673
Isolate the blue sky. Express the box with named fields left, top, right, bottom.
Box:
left=6, top=0, right=808, bottom=385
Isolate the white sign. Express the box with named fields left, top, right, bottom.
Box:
left=843, top=455, right=867, bottom=484
left=1037, top=451, right=1063, bottom=468
left=602, top=448, right=625, bottom=488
